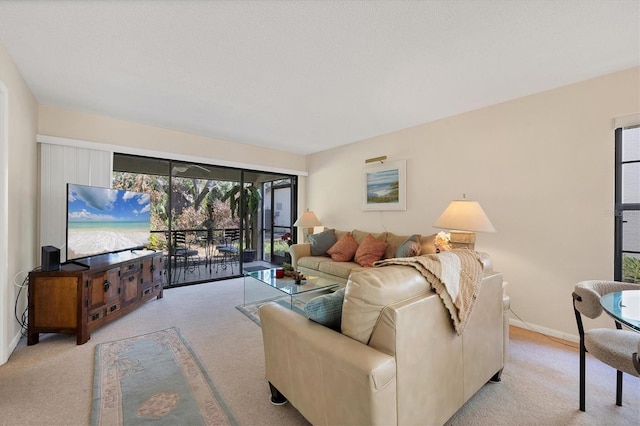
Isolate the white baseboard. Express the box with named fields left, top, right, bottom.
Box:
left=0, top=330, right=21, bottom=366
left=509, top=318, right=579, bottom=344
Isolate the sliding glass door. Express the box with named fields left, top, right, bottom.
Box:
left=261, top=178, right=296, bottom=265
left=112, top=154, right=297, bottom=286
left=169, top=162, right=241, bottom=285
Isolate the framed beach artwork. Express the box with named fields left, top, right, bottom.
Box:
left=362, top=160, right=406, bottom=211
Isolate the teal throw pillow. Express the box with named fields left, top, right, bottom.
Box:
left=304, top=288, right=345, bottom=331
left=396, top=234, right=421, bottom=257
left=309, top=228, right=337, bottom=256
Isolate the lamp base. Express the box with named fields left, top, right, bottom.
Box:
left=301, top=227, right=314, bottom=243
left=449, top=231, right=476, bottom=250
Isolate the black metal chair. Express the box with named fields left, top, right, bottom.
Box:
left=572, top=280, right=640, bottom=412
left=204, top=228, right=218, bottom=273
left=216, top=228, right=239, bottom=273
left=170, top=231, right=200, bottom=282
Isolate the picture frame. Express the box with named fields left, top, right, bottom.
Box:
left=362, top=159, right=406, bottom=211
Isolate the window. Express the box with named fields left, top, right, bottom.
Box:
left=614, top=126, right=640, bottom=283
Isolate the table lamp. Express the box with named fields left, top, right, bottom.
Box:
left=293, top=210, right=322, bottom=243
left=433, top=195, right=495, bottom=250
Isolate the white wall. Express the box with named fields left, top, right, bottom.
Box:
left=0, top=42, right=38, bottom=364
left=38, top=105, right=307, bottom=174
left=306, top=67, right=640, bottom=340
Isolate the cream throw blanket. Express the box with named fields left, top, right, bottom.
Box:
left=374, top=250, right=484, bottom=335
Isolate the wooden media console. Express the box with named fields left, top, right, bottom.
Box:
left=27, top=250, right=164, bottom=345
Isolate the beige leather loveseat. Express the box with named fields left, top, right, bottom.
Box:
left=289, top=228, right=437, bottom=285
left=259, top=253, right=509, bottom=425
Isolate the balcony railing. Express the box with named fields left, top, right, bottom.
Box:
left=153, top=228, right=243, bottom=285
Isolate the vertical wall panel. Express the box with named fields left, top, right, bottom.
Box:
left=39, top=143, right=112, bottom=262
left=90, top=149, right=113, bottom=187
left=72, top=147, right=91, bottom=185
left=0, top=80, right=9, bottom=364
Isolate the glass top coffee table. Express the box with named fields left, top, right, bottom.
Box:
left=243, top=268, right=340, bottom=310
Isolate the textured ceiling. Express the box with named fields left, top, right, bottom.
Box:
left=0, top=1, right=638, bottom=155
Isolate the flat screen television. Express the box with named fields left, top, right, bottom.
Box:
left=66, top=183, right=151, bottom=261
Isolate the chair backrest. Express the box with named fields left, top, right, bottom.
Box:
left=573, top=281, right=605, bottom=319
left=224, top=228, right=240, bottom=244
left=173, top=231, right=188, bottom=248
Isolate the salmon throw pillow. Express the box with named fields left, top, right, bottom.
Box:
left=355, top=233, right=389, bottom=267
left=327, top=232, right=359, bottom=262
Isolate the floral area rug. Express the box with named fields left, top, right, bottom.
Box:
left=91, top=327, right=237, bottom=426
left=236, top=296, right=306, bottom=326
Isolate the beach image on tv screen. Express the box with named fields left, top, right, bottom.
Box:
left=67, top=184, right=151, bottom=260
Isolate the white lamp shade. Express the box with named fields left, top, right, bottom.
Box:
left=293, top=210, right=322, bottom=227
left=434, top=199, right=495, bottom=233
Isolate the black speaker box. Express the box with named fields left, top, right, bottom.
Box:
left=41, top=245, right=61, bottom=271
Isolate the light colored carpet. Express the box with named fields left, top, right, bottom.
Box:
left=445, top=326, right=639, bottom=425
left=0, top=279, right=307, bottom=426
left=0, top=278, right=638, bottom=425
